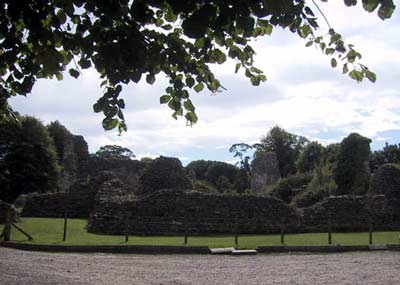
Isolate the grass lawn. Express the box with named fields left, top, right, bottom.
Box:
left=1, top=218, right=399, bottom=249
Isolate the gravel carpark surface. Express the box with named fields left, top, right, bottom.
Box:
left=0, top=247, right=400, bottom=284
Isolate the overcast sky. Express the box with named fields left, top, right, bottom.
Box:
left=10, top=2, right=400, bottom=165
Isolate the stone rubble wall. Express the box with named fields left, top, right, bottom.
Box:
left=299, top=194, right=400, bottom=232
left=18, top=157, right=400, bottom=234
left=87, top=186, right=300, bottom=235
left=20, top=158, right=147, bottom=218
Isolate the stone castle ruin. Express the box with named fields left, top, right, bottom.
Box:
left=250, top=152, right=281, bottom=194
left=17, top=132, right=400, bottom=235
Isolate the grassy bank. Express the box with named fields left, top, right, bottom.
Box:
left=1, top=218, right=399, bottom=249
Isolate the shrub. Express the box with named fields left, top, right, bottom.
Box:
left=292, top=164, right=337, bottom=208
left=269, top=173, right=313, bottom=203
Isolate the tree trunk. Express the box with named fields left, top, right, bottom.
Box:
left=1, top=204, right=12, bottom=241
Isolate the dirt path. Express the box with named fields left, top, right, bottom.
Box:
left=1, top=247, right=399, bottom=284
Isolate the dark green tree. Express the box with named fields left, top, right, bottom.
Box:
left=255, top=126, right=309, bottom=177
left=0, top=116, right=60, bottom=240
left=185, top=160, right=214, bottom=180
left=229, top=143, right=253, bottom=176
left=0, top=1, right=394, bottom=131
left=334, top=133, right=371, bottom=195
left=297, top=141, right=325, bottom=173
left=95, top=145, right=135, bottom=160
left=204, top=161, right=240, bottom=185
left=369, top=142, right=400, bottom=172
left=47, top=120, right=71, bottom=164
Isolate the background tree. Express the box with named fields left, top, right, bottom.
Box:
left=292, top=163, right=337, bottom=208
left=0, top=1, right=394, bottom=131
left=204, top=161, right=239, bottom=186
left=185, top=160, right=214, bottom=180
left=0, top=116, right=60, bottom=240
left=255, top=126, right=309, bottom=177
left=95, top=145, right=135, bottom=160
left=369, top=142, right=400, bottom=172
left=297, top=141, right=325, bottom=173
left=334, top=133, right=371, bottom=195
left=229, top=143, right=253, bottom=176
left=47, top=120, right=71, bottom=164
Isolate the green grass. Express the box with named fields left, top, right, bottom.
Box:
left=1, top=218, right=399, bottom=249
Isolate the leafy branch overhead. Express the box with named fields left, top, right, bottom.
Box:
left=0, top=0, right=396, bottom=132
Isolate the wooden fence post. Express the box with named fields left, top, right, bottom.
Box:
left=369, top=216, right=373, bottom=245
left=63, top=212, right=68, bottom=242
left=184, top=217, right=188, bottom=245
left=328, top=211, right=332, bottom=245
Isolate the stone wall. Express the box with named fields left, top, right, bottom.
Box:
left=299, top=195, right=371, bottom=232
left=87, top=187, right=300, bottom=235
left=299, top=194, right=400, bottom=232
left=250, top=152, right=280, bottom=194
left=86, top=157, right=147, bottom=188
left=21, top=171, right=128, bottom=218
left=20, top=157, right=148, bottom=218
left=368, top=164, right=400, bottom=229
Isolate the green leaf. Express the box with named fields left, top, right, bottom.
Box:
left=55, top=72, right=63, bottom=80
left=117, top=99, right=125, bottom=108
left=168, top=99, right=181, bottom=111
left=56, top=10, right=67, bottom=24
left=362, top=0, right=379, bottom=12
left=344, top=0, right=357, bottom=7
left=79, top=58, right=91, bottom=69
left=349, top=69, right=363, bottom=82
left=165, top=7, right=177, bottom=22
left=181, top=90, right=189, bottom=99
left=185, top=111, right=198, bottom=123
left=161, top=24, right=172, bottom=30
left=237, top=16, right=255, bottom=37
left=305, top=41, right=313, bottom=47
left=235, top=63, right=241, bottom=73
left=69, top=68, right=80, bottom=78
left=209, top=49, right=226, bottom=64
left=250, top=76, right=261, bottom=86
left=378, top=3, right=395, bottom=20
left=325, top=48, right=335, bottom=55
left=343, top=63, right=349, bottom=74
left=331, top=58, right=337, bottom=68
left=102, top=118, right=119, bottom=130
left=146, top=74, right=156, bottom=85
left=364, top=69, right=376, bottom=83
left=186, top=77, right=195, bottom=88
left=194, top=83, right=204, bottom=93
left=160, top=95, right=171, bottom=104
left=194, top=38, right=206, bottom=48
left=93, top=103, right=102, bottom=113
left=117, top=110, right=124, bottom=120
left=183, top=99, right=195, bottom=112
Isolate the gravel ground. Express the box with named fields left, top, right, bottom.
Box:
left=0, top=247, right=399, bottom=284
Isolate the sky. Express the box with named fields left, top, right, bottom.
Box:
left=10, top=2, right=400, bottom=165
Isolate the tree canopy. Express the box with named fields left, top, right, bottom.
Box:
left=95, top=144, right=135, bottom=160
left=334, top=132, right=371, bottom=195
left=0, top=116, right=60, bottom=203
left=0, top=1, right=395, bottom=132
left=255, top=126, right=309, bottom=177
